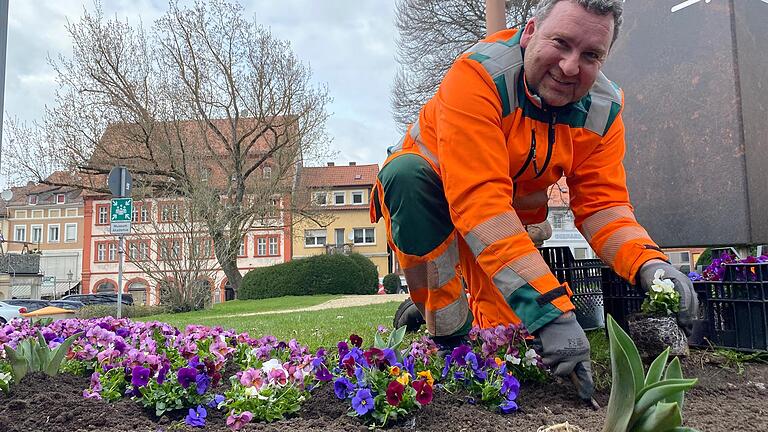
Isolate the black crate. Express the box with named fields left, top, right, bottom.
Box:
left=600, top=268, right=644, bottom=332
left=539, top=247, right=606, bottom=330
left=693, top=262, right=768, bottom=351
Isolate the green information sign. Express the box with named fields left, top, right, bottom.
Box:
left=110, top=198, right=133, bottom=235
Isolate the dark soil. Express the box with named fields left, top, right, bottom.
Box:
left=1, top=351, right=766, bottom=431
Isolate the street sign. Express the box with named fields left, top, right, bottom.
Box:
left=41, top=276, right=56, bottom=289
left=110, top=197, right=133, bottom=235
left=108, top=166, right=133, bottom=197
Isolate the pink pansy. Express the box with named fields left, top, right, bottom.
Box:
left=226, top=411, right=253, bottom=430
left=267, top=368, right=288, bottom=386
left=239, top=368, right=264, bottom=389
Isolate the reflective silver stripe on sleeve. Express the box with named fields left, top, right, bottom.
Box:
left=387, top=134, right=406, bottom=156
left=428, top=292, right=470, bottom=336
left=584, top=72, right=621, bottom=136
left=580, top=205, right=636, bottom=242
left=492, top=266, right=528, bottom=300
left=463, top=211, right=527, bottom=257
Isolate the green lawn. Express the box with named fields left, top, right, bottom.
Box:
left=141, top=298, right=402, bottom=351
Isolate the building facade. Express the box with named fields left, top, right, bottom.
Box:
left=292, top=163, right=389, bottom=277
left=3, top=175, right=84, bottom=298
left=81, top=195, right=291, bottom=305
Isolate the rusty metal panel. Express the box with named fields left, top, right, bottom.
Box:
left=603, top=0, right=767, bottom=247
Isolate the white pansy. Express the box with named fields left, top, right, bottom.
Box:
left=524, top=348, right=538, bottom=366
left=261, top=358, right=284, bottom=373
left=505, top=354, right=521, bottom=365
left=244, top=385, right=260, bottom=397
left=0, top=372, right=11, bottom=383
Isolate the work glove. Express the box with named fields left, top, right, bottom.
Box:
left=637, top=260, right=699, bottom=336
left=532, top=311, right=594, bottom=401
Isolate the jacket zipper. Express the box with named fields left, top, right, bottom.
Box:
left=534, top=112, right=556, bottom=179
left=512, top=130, right=536, bottom=180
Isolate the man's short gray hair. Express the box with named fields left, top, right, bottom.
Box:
left=533, top=0, right=623, bottom=45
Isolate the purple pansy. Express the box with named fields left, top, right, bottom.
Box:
left=177, top=367, right=198, bottom=388
left=184, top=405, right=207, bottom=427
left=130, top=365, right=151, bottom=387
left=351, top=388, right=374, bottom=416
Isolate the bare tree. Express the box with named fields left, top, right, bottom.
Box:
left=4, top=0, right=333, bottom=296
left=391, top=0, right=538, bottom=129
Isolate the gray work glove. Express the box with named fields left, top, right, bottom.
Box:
left=637, top=260, right=699, bottom=336
left=533, top=311, right=594, bottom=401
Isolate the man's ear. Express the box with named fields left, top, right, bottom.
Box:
left=519, top=19, right=536, bottom=48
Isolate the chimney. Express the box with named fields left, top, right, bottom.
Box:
left=349, top=162, right=356, bottom=166
left=327, top=162, right=335, bottom=167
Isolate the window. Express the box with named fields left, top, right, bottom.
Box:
left=160, top=203, right=181, bottom=222
left=14, top=225, right=27, bottom=242
left=128, top=282, right=147, bottom=306
left=353, top=228, right=375, bottom=245
left=256, top=237, right=267, bottom=256
left=263, top=166, right=272, bottom=179
left=56, top=194, right=66, bottom=204
left=108, top=242, right=118, bottom=261
left=574, top=248, right=588, bottom=260
left=668, top=251, right=691, bottom=272
left=193, top=238, right=213, bottom=258
left=269, top=237, right=279, bottom=256
left=28, top=195, right=37, bottom=205
left=97, top=206, right=109, bottom=225
left=159, top=239, right=182, bottom=260
left=48, top=224, right=60, bottom=243
left=304, top=229, right=327, bottom=247
left=128, top=241, right=150, bottom=261
left=132, top=203, right=150, bottom=223
left=266, top=198, right=279, bottom=218
left=65, top=223, right=78, bottom=242
left=96, top=281, right=116, bottom=293
left=352, top=191, right=364, bottom=204
left=31, top=225, right=43, bottom=244
left=552, top=213, right=564, bottom=229
left=334, top=192, right=345, bottom=205
left=239, top=237, right=247, bottom=257
left=313, top=192, right=327, bottom=206
left=97, top=243, right=106, bottom=262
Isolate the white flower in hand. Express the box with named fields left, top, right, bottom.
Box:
left=651, top=269, right=675, bottom=293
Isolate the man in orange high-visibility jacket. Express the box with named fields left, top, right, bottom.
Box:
left=372, top=0, right=698, bottom=400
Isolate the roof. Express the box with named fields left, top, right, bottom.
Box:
left=547, top=177, right=570, bottom=208
left=4, top=171, right=84, bottom=208
left=299, top=164, right=379, bottom=189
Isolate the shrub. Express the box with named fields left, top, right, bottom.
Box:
left=76, top=305, right=167, bottom=319
left=347, top=253, right=379, bottom=295
left=239, top=254, right=367, bottom=299
left=383, top=273, right=402, bottom=294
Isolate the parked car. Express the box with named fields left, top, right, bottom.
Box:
left=3, top=299, right=51, bottom=313
left=60, top=293, right=134, bottom=306
left=49, top=300, right=86, bottom=311
left=0, top=301, right=27, bottom=324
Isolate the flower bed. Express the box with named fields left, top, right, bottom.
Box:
left=1, top=317, right=767, bottom=431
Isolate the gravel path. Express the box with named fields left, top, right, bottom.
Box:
left=208, top=294, right=409, bottom=319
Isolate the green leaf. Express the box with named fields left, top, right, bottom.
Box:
left=645, top=347, right=670, bottom=387
left=629, top=379, right=698, bottom=429
left=4, top=345, right=29, bottom=383
left=664, top=357, right=685, bottom=409
left=603, top=315, right=638, bottom=432
left=374, top=332, right=386, bottom=349
left=631, top=402, right=682, bottom=432
left=45, top=332, right=82, bottom=376
left=387, top=325, right=407, bottom=350
left=608, top=315, right=645, bottom=392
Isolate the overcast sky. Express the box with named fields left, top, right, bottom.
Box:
left=2, top=0, right=401, bottom=186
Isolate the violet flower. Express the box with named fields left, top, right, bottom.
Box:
left=351, top=388, right=374, bottom=415
left=226, top=411, right=253, bottom=431
left=131, top=366, right=151, bottom=388
left=195, top=373, right=210, bottom=395
left=184, top=406, right=207, bottom=428
left=177, top=367, right=198, bottom=388
left=334, top=377, right=353, bottom=399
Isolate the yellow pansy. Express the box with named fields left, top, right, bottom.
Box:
left=389, top=365, right=401, bottom=376
left=397, top=372, right=411, bottom=386
left=417, top=370, right=434, bottom=386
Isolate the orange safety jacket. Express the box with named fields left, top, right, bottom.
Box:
left=384, top=28, right=667, bottom=324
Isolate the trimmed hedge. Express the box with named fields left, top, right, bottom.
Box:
left=239, top=253, right=374, bottom=299
left=347, top=253, right=379, bottom=295
left=383, top=273, right=402, bottom=294
left=75, top=304, right=167, bottom=319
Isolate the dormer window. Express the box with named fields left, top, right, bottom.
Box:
left=55, top=194, right=66, bottom=204
left=28, top=195, right=38, bottom=205
left=263, top=166, right=272, bottom=179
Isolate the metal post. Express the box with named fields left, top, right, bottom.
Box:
left=0, top=1, right=9, bottom=182
left=116, top=168, right=126, bottom=318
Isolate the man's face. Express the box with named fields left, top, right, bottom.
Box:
left=519, top=1, right=614, bottom=107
